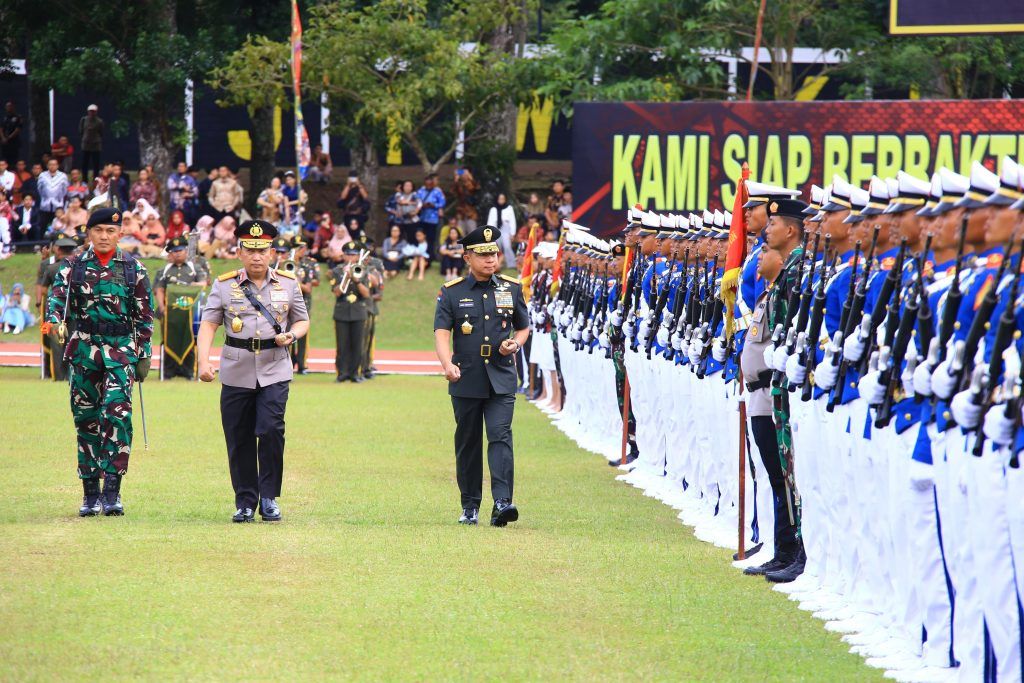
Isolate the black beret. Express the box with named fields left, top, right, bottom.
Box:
left=166, top=236, right=188, bottom=252
left=86, top=207, right=123, bottom=228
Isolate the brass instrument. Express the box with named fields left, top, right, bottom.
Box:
left=339, top=249, right=370, bottom=292
left=277, top=248, right=299, bottom=275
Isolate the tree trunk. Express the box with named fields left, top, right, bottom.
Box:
left=350, top=136, right=380, bottom=241
left=26, top=71, right=50, bottom=162
left=248, top=105, right=276, bottom=215
left=138, top=112, right=178, bottom=216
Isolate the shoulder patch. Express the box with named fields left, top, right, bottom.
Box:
left=443, top=276, right=464, bottom=288
left=275, top=269, right=296, bottom=280
left=498, top=274, right=520, bottom=284
left=217, top=270, right=239, bottom=282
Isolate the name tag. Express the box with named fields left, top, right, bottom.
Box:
left=495, top=290, right=514, bottom=308
left=458, top=301, right=475, bottom=308
left=270, top=291, right=289, bottom=303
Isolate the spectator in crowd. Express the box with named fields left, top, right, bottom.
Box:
left=558, top=190, right=573, bottom=224
left=11, top=159, right=30, bottom=203
left=197, top=213, right=238, bottom=259
left=0, top=211, right=9, bottom=257
left=324, top=217, right=353, bottom=265
left=308, top=144, right=333, bottom=183
left=66, top=169, right=88, bottom=203
left=50, top=135, right=74, bottom=174
left=404, top=227, right=430, bottom=280
left=167, top=161, right=197, bottom=219
left=0, top=189, right=13, bottom=225
left=0, top=102, right=23, bottom=166
left=524, top=191, right=545, bottom=220
left=312, top=212, right=341, bottom=261
left=337, top=172, right=370, bottom=230
left=281, top=171, right=305, bottom=234
left=65, top=195, right=88, bottom=228
left=384, top=181, right=401, bottom=228
left=118, top=211, right=143, bottom=253
left=380, top=224, right=407, bottom=278
left=257, top=177, right=285, bottom=226
left=416, top=173, right=446, bottom=258
left=486, top=192, right=517, bottom=266
left=544, top=179, right=566, bottom=232
left=78, top=104, right=104, bottom=183
left=49, top=207, right=69, bottom=237
left=0, top=160, right=14, bottom=194
left=197, top=166, right=218, bottom=218
left=1, top=282, right=33, bottom=334
left=91, top=164, right=111, bottom=202
left=129, top=167, right=159, bottom=207
left=194, top=215, right=216, bottom=257
left=12, top=194, right=41, bottom=243
left=452, top=167, right=479, bottom=234
left=345, top=217, right=363, bottom=243
left=165, top=210, right=189, bottom=241
left=133, top=199, right=166, bottom=257
left=302, top=210, right=321, bottom=246
left=438, top=223, right=464, bottom=280
left=108, top=162, right=129, bottom=206
left=209, top=166, right=243, bottom=223
left=20, top=163, right=41, bottom=204
left=395, top=179, right=422, bottom=242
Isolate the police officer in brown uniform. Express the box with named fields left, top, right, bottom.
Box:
left=197, top=220, right=310, bottom=523
left=433, top=225, right=530, bottom=526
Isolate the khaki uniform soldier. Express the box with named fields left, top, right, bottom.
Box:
left=153, top=235, right=208, bottom=380
left=433, top=225, right=530, bottom=526
left=330, top=241, right=371, bottom=383
left=198, top=220, right=310, bottom=523
left=40, top=237, right=79, bottom=381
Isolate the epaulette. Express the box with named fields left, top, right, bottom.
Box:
left=275, top=269, right=296, bottom=280
left=217, top=270, right=239, bottom=282
left=443, top=276, right=464, bottom=288
left=498, top=274, right=520, bottom=284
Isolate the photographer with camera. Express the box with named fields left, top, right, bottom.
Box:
left=337, top=172, right=370, bottom=232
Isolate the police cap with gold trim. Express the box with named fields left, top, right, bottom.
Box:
left=236, top=219, right=277, bottom=249
left=459, top=224, right=501, bottom=254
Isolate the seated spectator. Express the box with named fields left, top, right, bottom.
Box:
left=345, top=217, right=363, bottom=243
left=49, top=207, right=69, bottom=238
left=0, top=189, right=13, bottom=224
left=452, top=167, right=479, bottom=233
left=302, top=210, right=321, bottom=247
left=384, top=182, right=401, bottom=227
left=91, top=164, right=111, bottom=201
left=118, top=212, right=143, bottom=253
left=66, top=169, right=89, bottom=204
left=404, top=227, right=430, bottom=281
left=195, top=215, right=216, bottom=257
left=524, top=191, right=545, bottom=220
left=257, top=177, right=285, bottom=226
left=544, top=179, right=566, bottom=232
left=1, top=282, right=34, bottom=334
left=64, top=195, right=88, bottom=230
left=438, top=224, right=464, bottom=280
left=108, top=162, right=129, bottom=206
left=50, top=135, right=74, bottom=174
left=307, top=144, right=333, bottom=183
left=208, top=166, right=243, bottom=223
left=165, top=210, right=189, bottom=241
left=380, top=224, right=407, bottom=278
left=129, top=168, right=159, bottom=207
left=558, top=191, right=573, bottom=224
left=11, top=160, right=30, bottom=204
left=311, top=212, right=335, bottom=260
left=395, top=179, right=422, bottom=242
left=136, top=213, right=167, bottom=257
left=325, top=220, right=353, bottom=264
left=13, top=194, right=42, bottom=244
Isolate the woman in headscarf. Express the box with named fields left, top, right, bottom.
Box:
left=132, top=198, right=166, bottom=257
left=1, top=283, right=35, bottom=334
left=165, top=210, right=189, bottom=241
left=486, top=193, right=518, bottom=266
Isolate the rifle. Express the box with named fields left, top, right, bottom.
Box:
left=773, top=232, right=823, bottom=388
left=664, top=248, right=691, bottom=360
left=971, top=242, right=1023, bottom=455
left=695, top=255, right=722, bottom=377
left=856, top=238, right=908, bottom=376
left=827, top=225, right=881, bottom=412
left=934, top=215, right=970, bottom=358
left=875, top=248, right=929, bottom=426
left=645, top=258, right=677, bottom=358
left=805, top=244, right=854, bottom=402
left=915, top=235, right=935, bottom=362
left=629, top=255, right=645, bottom=352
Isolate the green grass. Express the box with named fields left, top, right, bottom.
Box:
left=0, top=367, right=877, bottom=680
left=0, top=252, right=458, bottom=351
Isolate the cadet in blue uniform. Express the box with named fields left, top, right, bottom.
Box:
left=434, top=225, right=530, bottom=526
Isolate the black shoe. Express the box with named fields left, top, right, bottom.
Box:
left=336, top=374, right=350, bottom=383
left=765, top=547, right=806, bottom=584
left=101, top=473, right=124, bottom=516
left=363, top=370, right=375, bottom=380
left=297, top=369, right=309, bottom=375
left=232, top=508, right=255, bottom=523
left=79, top=478, right=102, bottom=517
left=743, top=555, right=789, bottom=576
left=458, top=507, right=479, bottom=525
left=733, top=542, right=764, bottom=562
left=490, top=498, right=519, bottom=527
left=351, top=376, right=365, bottom=384
left=260, top=497, right=281, bottom=522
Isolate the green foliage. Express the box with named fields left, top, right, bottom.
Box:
left=208, top=35, right=292, bottom=111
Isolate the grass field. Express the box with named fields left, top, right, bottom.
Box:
left=0, top=252, right=450, bottom=351
left=0, top=367, right=877, bottom=680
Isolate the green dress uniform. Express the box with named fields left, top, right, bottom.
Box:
left=153, top=237, right=206, bottom=380
left=433, top=225, right=530, bottom=523
left=361, top=255, right=384, bottom=378
left=292, top=254, right=319, bottom=373
left=330, top=243, right=369, bottom=382
left=45, top=208, right=155, bottom=516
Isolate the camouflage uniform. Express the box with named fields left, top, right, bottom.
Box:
left=46, top=246, right=154, bottom=479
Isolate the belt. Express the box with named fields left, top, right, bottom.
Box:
left=745, top=369, right=773, bottom=393
left=480, top=344, right=491, bottom=357
left=77, top=320, right=131, bottom=336
left=224, top=336, right=278, bottom=352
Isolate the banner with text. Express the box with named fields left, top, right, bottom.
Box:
left=571, top=100, right=1024, bottom=237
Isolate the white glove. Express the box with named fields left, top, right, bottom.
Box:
left=712, top=337, right=727, bottom=363
left=900, top=363, right=916, bottom=398
left=950, top=389, right=982, bottom=429
left=583, top=326, right=593, bottom=343
left=763, top=344, right=777, bottom=369
left=843, top=332, right=866, bottom=364
left=771, top=345, right=789, bottom=373
left=858, top=370, right=887, bottom=406
left=622, top=318, right=635, bottom=339
left=688, top=339, right=703, bottom=365
left=610, top=309, right=623, bottom=327
left=570, top=325, right=582, bottom=342
left=931, top=360, right=958, bottom=400
left=656, top=325, right=670, bottom=347
left=815, top=360, right=838, bottom=390
left=637, top=318, right=650, bottom=341
left=913, top=361, right=933, bottom=397
left=598, top=332, right=610, bottom=349
left=983, top=405, right=1016, bottom=447
left=908, top=460, right=934, bottom=492
left=671, top=334, right=683, bottom=352
left=785, top=353, right=807, bottom=386
left=537, top=312, right=546, bottom=326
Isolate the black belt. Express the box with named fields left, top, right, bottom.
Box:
left=77, top=320, right=132, bottom=336
left=224, top=336, right=278, bottom=352
left=745, top=370, right=773, bottom=393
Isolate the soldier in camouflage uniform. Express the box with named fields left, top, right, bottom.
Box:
left=291, top=235, right=319, bottom=374
left=46, top=207, right=155, bottom=517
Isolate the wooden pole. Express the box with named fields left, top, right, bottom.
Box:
left=737, top=381, right=748, bottom=560
left=620, top=373, right=632, bottom=466
left=746, top=0, right=768, bottom=102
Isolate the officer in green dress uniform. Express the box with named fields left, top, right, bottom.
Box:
left=330, top=241, right=371, bottom=383
left=361, top=241, right=384, bottom=380
left=433, top=225, right=530, bottom=526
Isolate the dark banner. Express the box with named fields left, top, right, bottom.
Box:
left=571, top=100, right=1024, bottom=237
left=161, top=284, right=203, bottom=378
left=890, top=0, right=1024, bottom=35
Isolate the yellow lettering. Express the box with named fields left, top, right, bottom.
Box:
left=850, top=135, right=876, bottom=187
left=698, top=135, right=709, bottom=209
left=823, top=135, right=849, bottom=182
left=904, top=135, right=930, bottom=180
left=762, top=135, right=784, bottom=186
left=933, top=134, right=955, bottom=175
left=958, top=134, right=989, bottom=175
left=612, top=135, right=641, bottom=210
left=989, top=135, right=1016, bottom=169
left=638, top=135, right=665, bottom=209
left=875, top=135, right=902, bottom=181
left=665, top=135, right=699, bottom=210
left=515, top=94, right=555, bottom=154
left=786, top=135, right=812, bottom=189
left=721, top=134, right=746, bottom=207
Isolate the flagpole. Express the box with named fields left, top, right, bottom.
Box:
left=291, top=0, right=304, bottom=219
left=747, top=0, right=768, bottom=102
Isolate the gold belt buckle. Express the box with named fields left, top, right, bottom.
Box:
left=480, top=344, right=491, bottom=357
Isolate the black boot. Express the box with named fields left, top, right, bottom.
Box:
left=79, top=478, right=102, bottom=517
left=102, top=473, right=124, bottom=516
left=765, top=544, right=806, bottom=583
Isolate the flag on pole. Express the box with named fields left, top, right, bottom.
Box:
left=721, top=162, right=750, bottom=340
left=519, top=220, right=539, bottom=294
left=291, top=0, right=311, bottom=181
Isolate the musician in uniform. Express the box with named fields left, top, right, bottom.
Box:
left=361, top=240, right=385, bottom=380
left=330, top=241, right=371, bottom=383
left=433, top=225, right=530, bottom=526
left=197, top=219, right=309, bottom=523
left=153, top=235, right=208, bottom=379
left=40, top=236, right=79, bottom=381
left=292, top=234, right=319, bottom=374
